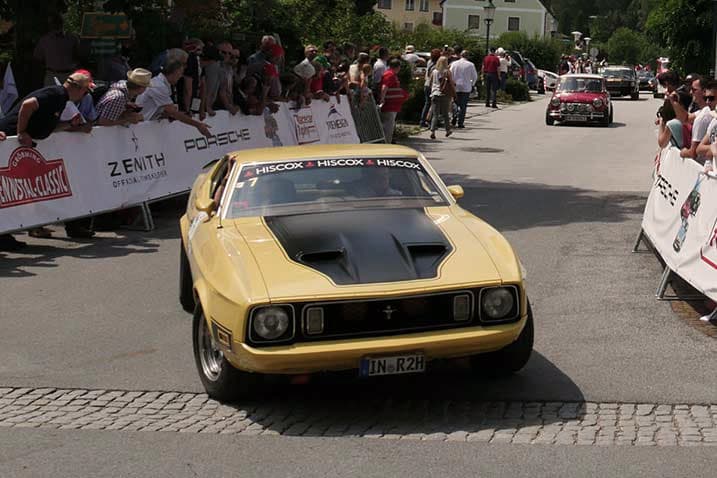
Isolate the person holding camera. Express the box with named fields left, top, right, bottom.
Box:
left=657, top=89, right=692, bottom=149
left=96, top=68, right=151, bottom=127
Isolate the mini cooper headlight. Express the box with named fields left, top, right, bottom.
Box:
left=252, top=306, right=291, bottom=340
left=593, top=98, right=603, bottom=108
left=481, top=288, right=515, bottom=320
left=550, top=97, right=560, bottom=107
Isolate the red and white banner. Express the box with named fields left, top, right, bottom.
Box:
left=0, top=98, right=359, bottom=234
left=642, top=147, right=717, bottom=301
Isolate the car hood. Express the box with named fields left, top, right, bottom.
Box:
left=232, top=207, right=504, bottom=301
left=555, top=92, right=604, bottom=103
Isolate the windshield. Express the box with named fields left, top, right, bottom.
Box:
left=558, top=77, right=604, bottom=93
left=225, top=157, right=448, bottom=218
left=603, top=69, right=634, bottom=79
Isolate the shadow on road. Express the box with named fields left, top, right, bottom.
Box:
left=0, top=198, right=185, bottom=278
left=439, top=173, right=646, bottom=232
left=221, top=352, right=586, bottom=437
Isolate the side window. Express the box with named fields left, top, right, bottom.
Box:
left=210, top=156, right=233, bottom=203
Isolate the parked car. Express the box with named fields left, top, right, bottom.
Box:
left=536, top=69, right=559, bottom=94
left=545, top=74, right=613, bottom=127
left=180, top=144, right=534, bottom=401
left=601, top=66, right=639, bottom=100
left=523, top=58, right=539, bottom=90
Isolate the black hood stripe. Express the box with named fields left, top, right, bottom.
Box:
left=265, top=209, right=452, bottom=285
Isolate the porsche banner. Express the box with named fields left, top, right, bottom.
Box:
left=0, top=99, right=359, bottom=234
left=641, top=147, right=717, bottom=301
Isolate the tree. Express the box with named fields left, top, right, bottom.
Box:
left=606, top=28, right=645, bottom=65
left=645, top=0, right=714, bottom=74
left=496, top=31, right=562, bottom=71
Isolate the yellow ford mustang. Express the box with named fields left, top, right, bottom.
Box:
left=179, top=144, right=532, bottom=401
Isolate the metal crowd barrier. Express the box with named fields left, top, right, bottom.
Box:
left=349, top=94, right=386, bottom=144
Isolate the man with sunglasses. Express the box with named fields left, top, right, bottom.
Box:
left=696, top=80, right=717, bottom=168
left=681, top=77, right=713, bottom=161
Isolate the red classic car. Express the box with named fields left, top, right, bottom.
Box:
left=545, top=74, right=613, bottom=127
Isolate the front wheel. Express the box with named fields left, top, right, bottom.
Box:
left=193, top=308, right=261, bottom=402
left=631, top=92, right=639, bottom=100
left=470, top=301, right=534, bottom=377
left=545, top=113, right=554, bottom=126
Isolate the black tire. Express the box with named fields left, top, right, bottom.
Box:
left=179, top=242, right=196, bottom=313
left=631, top=92, right=639, bottom=100
left=192, top=308, right=261, bottom=402
left=609, top=108, right=614, bottom=125
left=470, top=301, right=534, bottom=377
left=545, top=113, right=554, bottom=126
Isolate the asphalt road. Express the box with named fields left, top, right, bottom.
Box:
left=1, top=92, right=715, bottom=476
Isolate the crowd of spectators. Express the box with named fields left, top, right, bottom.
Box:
left=652, top=70, right=717, bottom=324
left=0, top=13, right=489, bottom=251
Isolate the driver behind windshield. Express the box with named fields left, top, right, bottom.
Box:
left=349, top=168, right=402, bottom=197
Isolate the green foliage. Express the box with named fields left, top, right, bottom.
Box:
left=398, top=78, right=425, bottom=124
left=505, top=78, right=530, bottom=102
left=550, top=0, right=661, bottom=38
left=645, top=0, right=714, bottom=74
left=392, top=23, right=483, bottom=54
left=606, top=28, right=645, bottom=65
left=496, top=90, right=513, bottom=104
left=495, top=31, right=562, bottom=71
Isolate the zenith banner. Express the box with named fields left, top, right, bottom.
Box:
left=641, top=147, right=717, bottom=301
left=0, top=98, right=359, bottom=234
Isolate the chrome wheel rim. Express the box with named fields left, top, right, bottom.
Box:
left=199, top=320, right=223, bottom=381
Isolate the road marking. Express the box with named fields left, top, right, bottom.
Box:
left=0, top=387, right=715, bottom=446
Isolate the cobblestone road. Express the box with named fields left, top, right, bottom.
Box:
left=1, top=387, right=715, bottom=446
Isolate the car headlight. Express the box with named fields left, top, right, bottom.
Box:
left=251, top=306, right=292, bottom=340
left=593, top=98, right=603, bottom=108
left=550, top=97, right=560, bottom=107
left=480, top=287, right=516, bottom=321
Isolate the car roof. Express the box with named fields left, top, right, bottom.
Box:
left=560, top=74, right=604, bottom=80
left=603, top=66, right=632, bottom=70
left=228, top=144, right=420, bottom=165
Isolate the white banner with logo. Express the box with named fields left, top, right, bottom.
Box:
left=641, top=147, right=717, bottom=301
left=0, top=98, right=359, bottom=234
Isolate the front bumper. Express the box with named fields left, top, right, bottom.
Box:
left=547, top=110, right=606, bottom=122
left=606, top=85, right=635, bottom=96
left=224, top=316, right=527, bottom=374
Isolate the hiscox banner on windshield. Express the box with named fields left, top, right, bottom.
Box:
left=0, top=98, right=359, bottom=234
left=641, top=147, right=717, bottom=301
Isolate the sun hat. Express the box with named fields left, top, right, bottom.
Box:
left=405, top=45, right=416, bottom=53
left=126, top=68, right=152, bottom=88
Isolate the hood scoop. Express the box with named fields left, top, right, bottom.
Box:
left=266, top=209, right=452, bottom=285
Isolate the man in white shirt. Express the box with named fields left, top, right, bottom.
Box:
left=497, top=49, right=509, bottom=90
left=137, top=60, right=212, bottom=138
left=682, top=83, right=713, bottom=163
left=372, top=47, right=389, bottom=96
left=449, top=51, right=478, bottom=129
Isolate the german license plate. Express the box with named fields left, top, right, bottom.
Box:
left=565, top=115, right=586, bottom=122
left=359, top=353, right=425, bottom=377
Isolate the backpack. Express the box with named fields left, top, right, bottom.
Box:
left=439, top=71, right=455, bottom=98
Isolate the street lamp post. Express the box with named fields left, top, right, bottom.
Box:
left=484, top=0, right=496, bottom=55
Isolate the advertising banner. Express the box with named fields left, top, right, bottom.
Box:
left=641, top=147, right=717, bottom=301
left=0, top=98, right=359, bottom=234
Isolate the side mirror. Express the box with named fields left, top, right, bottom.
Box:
left=447, top=185, right=464, bottom=200
left=195, top=196, right=217, bottom=214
